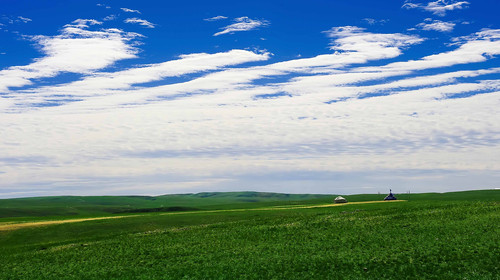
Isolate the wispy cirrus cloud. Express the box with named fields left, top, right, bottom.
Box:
left=362, top=18, right=388, bottom=25
left=17, top=16, right=32, bottom=23
left=2, top=13, right=500, bottom=197
left=103, top=14, right=118, bottom=21
left=213, top=16, right=269, bottom=36
left=124, top=17, right=156, bottom=28
left=96, top=3, right=111, bottom=9
left=416, top=18, right=456, bottom=32
left=1, top=15, right=33, bottom=25
left=323, top=26, right=423, bottom=57
left=204, top=15, right=227, bottom=22
left=67, top=19, right=102, bottom=27
left=0, top=19, right=140, bottom=92
left=20, top=50, right=270, bottom=97
left=403, top=0, right=469, bottom=16
left=120, top=8, right=141, bottom=14
left=360, top=29, right=500, bottom=72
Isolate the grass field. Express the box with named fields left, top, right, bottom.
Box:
left=0, top=190, right=498, bottom=279
left=0, top=192, right=333, bottom=219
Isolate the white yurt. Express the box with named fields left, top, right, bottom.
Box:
left=334, top=196, right=347, bottom=203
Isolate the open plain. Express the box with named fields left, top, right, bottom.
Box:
left=0, top=190, right=498, bottom=279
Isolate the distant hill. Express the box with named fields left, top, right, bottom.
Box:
left=0, top=190, right=497, bottom=218
left=0, top=191, right=331, bottom=218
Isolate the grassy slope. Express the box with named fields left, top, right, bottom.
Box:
left=0, top=190, right=498, bottom=279
left=0, top=192, right=330, bottom=218
left=1, top=190, right=497, bottom=219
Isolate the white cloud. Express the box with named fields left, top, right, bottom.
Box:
left=1, top=16, right=33, bottom=25
left=0, top=20, right=140, bottom=92
left=5, top=26, right=423, bottom=103
left=23, top=50, right=270, bottom=96
left=356, top=29, right=500, bottom=73
left=124, top=17, right=156, bottom=28
left=402, top=2, right=421, bottom=9
left=323, top=26, right=423, bottom=56
left=97, top=27, right=422, bottom=104
left=214, top=16, right=269, bottom=36
left=363, top=18, right=376, bottom=25
left=451, top=28, right=500, bottom=44
left=2, top=23, right=500, bottom=196
left=96, top=3, right=111, bottom=9
left=204, top=15, right=227, bottom=21
left=17, top=16, right=32, bottom=23
left=403, top=0, right=470, bottom=16
left=120, top=8, right=141, bottom=14
left=103, top=15, right=118, bottom=21
left=362, top=18, right=388, bottom=25
left=425, top=0, right=469, bottom=15
left=67, top=19, right=102, bottom=28
left=416, top=19, right=455, bottom=32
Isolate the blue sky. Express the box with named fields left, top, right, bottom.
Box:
left=1, top=0, right=499, bottom=198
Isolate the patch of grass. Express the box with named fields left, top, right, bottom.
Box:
left=0, top=192, right=332, bottom=218
left=0, top=190, right=498, bottom=279
left=115, top=206, right=200, bottom=213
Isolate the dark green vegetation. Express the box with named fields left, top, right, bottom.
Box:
left=0, top=192, right=332, bottom=219
left=1, top=190, right=496, bottom=219
left=0, top=190, right=498, bottom=279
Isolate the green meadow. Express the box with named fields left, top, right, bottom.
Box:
left=0, top=192, right=332, bottom=219
left=0, top=190, right=498, bottom=279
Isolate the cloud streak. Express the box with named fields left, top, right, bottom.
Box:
left=214, top=16, right=269, bottom=36
left=0, top=20, right=140, bottom=92
left=403, top=0, right=469, bottom=16
left=124, top=18, right=155, bottom=28
left=17, top=16, right=32, bottom=23
left=416, top=19, right=455, bottom=32
left=121, top=8, right=141, bottom=14
left=204, top=15, right=227, bottom=21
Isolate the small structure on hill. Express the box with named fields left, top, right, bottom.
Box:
left=334, top=196, right=348, bottom=203
left=384, top=189, right=397, bottom=201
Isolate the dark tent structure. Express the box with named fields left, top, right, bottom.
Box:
left=384, top=189, right=397, bottom=201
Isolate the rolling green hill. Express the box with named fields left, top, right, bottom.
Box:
left=0, top=192, right=332, bottom=218
left=0, top=190, right=498, bottom=279
left=0, top=190, right=497, bottom=219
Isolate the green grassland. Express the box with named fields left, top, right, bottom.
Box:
left=1, top=190, right=497, bottom=219
left=0, top=192, right=332, bottom=219
left=0, top=190, right=498, bottom=279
